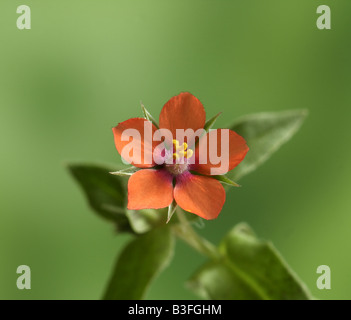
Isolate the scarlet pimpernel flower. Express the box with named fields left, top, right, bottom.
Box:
left=112, top=92, right=249, bottom=220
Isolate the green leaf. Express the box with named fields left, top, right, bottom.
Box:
left=213, top=175, right=240, bottom=187
left=126, top=208, right=167, bottom=234
left=204, top=112, right=222, bottom=132
left=166, top=201, right=177, bottom=223
left=126, top=206, right=199, bottom=233
left=188, top=223, right=312, bottom=300
left=110, top=166, right=139, bottom=176
left=103, top=227, right=174, bottom=300
left=141, top=101, right=159, bottom=128
left=187, top=260, right=262, bottom=300
left=228, top=110, right=308, bottom=181
left=67, top=163, right=132, bottom=233
left=68, top=162, right=198, bottom=234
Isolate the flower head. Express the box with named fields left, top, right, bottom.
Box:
left=112, top=92, right=249, bottom=220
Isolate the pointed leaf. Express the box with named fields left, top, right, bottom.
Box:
left=204, top=112, right=222, bottom=132
left=67, top=163, right=132, bottom=232
left=110, top=166, right=139, bottom=176
left=103, top=227, right=174, bottom=300
left=141, top=102, right=159, bottom=128
left=213, top=175, right=240, bottom=187
left=166, top=201, right=178, bottom=223
left=188, top=223, right=313, bottom=300
left=228, top=110, right=308, bottom=181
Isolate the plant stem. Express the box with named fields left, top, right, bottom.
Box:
left=172, top=208, right=220, bottom=260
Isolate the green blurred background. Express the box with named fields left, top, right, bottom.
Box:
left=0, top=0, right=350, bottom=299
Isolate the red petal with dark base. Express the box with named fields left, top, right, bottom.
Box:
left=174, top=172, right=225, bottom=220
left=127, top=169, right=174, bottom=210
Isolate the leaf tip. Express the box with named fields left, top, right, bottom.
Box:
left=166, top=202, right=177, bottom=223
left=300, top=109, right=309, bottom=118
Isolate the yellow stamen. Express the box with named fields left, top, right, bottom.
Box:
left=172, top=139, right=193, bottom=160
left=177, top=142, right=188, bottom=152
left=185, top=149, right=193, bottom=158
left=178, top=149, right=193, bottom=159
left=172, top=139, right=179, bottom=150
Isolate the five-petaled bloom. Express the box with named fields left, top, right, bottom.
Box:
left=112, top=92, right=249, bottom=220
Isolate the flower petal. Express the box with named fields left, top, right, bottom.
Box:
left=159, top=92, right=206, bottom=143
left=174, top=172, right=225, bottom=220
left=190, top=129, right=249, bottom=175
left=127, top=169, right=174, bottom=210
left=112, top=118, right=158, bottom=168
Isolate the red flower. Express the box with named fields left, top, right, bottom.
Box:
left=112, top=92, right=249, bottom=220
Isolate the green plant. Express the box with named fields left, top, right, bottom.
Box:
left=68, top=95, right=311, bottom=300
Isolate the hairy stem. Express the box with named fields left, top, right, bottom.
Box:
left=172, top=208, right=220, bottom=260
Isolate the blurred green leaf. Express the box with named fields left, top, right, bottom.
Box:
left=187, top=260, right=262, bottom=299
left=228, top=110, right=308, bottom=181
left=67, top=163, right=132, bottom=232
left=188, top=223, right=312, bottom=300
left=126, top=206, right=199, bottom=233
left=126, top=208, right=167, bottom=234
left=103, top=227, right=174, bottom=300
